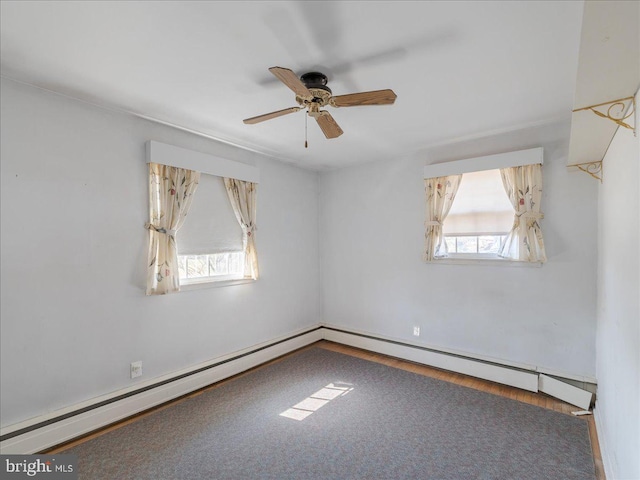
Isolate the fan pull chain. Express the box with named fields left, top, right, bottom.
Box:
left=304, top=112, right=308, bottom=148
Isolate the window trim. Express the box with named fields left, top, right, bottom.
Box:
left=179, top=278, right=256, bottom=291
left=423, top=147, right=543, bottom=179
left=146, top=141, right=259, bottom=183
left=428, top=257, right=542, bottom=267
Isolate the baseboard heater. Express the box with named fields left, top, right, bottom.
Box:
left=322, top=327, right=594, bottom=410
left=0, top=327, right=324, bottom=455
left=0, top=325, right=595, bottom=454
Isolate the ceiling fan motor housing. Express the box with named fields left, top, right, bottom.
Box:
left=300, top=71, right=329, bottom=89
left=297, top=71, right=332, bottom=107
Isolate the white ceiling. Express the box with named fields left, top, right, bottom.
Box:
left=0, top=1, right=585, bottom=170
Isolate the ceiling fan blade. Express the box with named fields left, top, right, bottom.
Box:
left=315, top=111, right=343, bottom=139
left=269, top=66, right=313, bottom=101
left=331, top=89, right=397, bottom=107
left=243, top=107, right=302, bottom=124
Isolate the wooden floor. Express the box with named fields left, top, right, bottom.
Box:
left=46, top=340, right=605, bottom=480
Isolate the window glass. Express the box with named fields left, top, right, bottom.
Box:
left=178, top=252, right=244, bottom=282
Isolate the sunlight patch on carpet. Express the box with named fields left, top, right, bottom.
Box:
left=280, top=382, right=353, bottom=421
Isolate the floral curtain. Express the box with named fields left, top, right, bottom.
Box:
left=423, top=175, right=462, bottom=261
left=145, top=163, right=200, bottom=295
left=224, top=178, right=259, bottom=280
left=499, top=164, right=546, bottom=262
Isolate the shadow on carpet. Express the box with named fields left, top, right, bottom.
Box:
left=63, top=347, right=596, bottom=480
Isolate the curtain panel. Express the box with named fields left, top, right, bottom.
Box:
left=224, top=178, right=259, bottom=280
left=145, top=163, right=200, bottom=295
left=423, top=175, right=462, bottom=261
left=499, top=163, right=546, bottom=263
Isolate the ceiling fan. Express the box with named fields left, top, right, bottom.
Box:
left=243, top=67, right=397, bottom=141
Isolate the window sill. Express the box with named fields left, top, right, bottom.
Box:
left=427, top=257, right=542, bottom=267
left=179, top=278, right=256, bottom=291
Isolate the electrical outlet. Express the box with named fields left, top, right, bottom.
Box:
left=130, top=361, right=143, bottom=379
left=413, top=326, right=420, bottom=336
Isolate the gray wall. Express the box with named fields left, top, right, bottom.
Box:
left=0, top=78, right=322, bottom=427
left=319, top=120, right=598, bottom=378
left=595, top=91, right=640, bottom=480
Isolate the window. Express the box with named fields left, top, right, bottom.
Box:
left=145, top=141, right=260, bottom=292
left=444, top=234, right=507, bottom=255
left=423, top=148, right=546, bottom=264
left=442, top=168, right=512, bottom=259
left=177, top=173, right=245, bottom=284
left=178, top=252, right=244, bottom=282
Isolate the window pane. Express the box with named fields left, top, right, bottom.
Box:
left=229, top=252, right=242, bottom=274
left=478, top=235, right=502, bottom=253
left=178, top=252, right=244, bottom=282
left=456, top=236, right=478, bottom=253
left=214, top=254, right=229, bottom=275
left=207, top=255, right=217, bottom=275
left=444, top=237, right=456, bottom=253
left=178, top=256, right=187, bottom=279
left=188, top=255, right=209, bottom=278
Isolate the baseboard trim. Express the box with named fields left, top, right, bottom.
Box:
left=0, top=327, right=323, bottom=454
left=321, top=327, right=539, bottom=392
left=320, top=326, right=597, bottom=390
left=594, top=405, right=615, bottom=480
left=1, top=324, right=597, bottom=455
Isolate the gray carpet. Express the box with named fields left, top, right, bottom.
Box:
left=63, top=347, right=596, bottom=479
